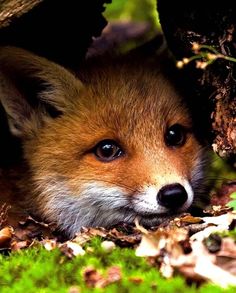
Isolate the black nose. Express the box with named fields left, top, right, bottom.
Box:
left=157, top=183, right=188, bottom=209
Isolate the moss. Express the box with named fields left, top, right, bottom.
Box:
left=0, top=237, right=234, bottom=292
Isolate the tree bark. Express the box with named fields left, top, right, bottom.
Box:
left=158, top=0, right=236, bottom=166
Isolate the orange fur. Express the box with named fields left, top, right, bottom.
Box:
left=0, top=47, right=208, bottom=237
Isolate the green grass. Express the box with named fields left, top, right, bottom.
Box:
left=0, top=238, right=234, bottom=292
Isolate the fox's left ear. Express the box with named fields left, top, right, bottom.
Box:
left=0, top=46, right=83, bottom=138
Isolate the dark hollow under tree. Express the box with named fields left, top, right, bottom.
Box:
left=0, top=0, right=110, bottom=68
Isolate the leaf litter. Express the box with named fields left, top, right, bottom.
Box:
left=1, top=190, right=236, bottom=289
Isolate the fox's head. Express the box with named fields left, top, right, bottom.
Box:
left=0, top=47, right=209, bottom=237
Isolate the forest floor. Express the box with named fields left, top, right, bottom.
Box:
left=0, top=180, right=236, bottom=292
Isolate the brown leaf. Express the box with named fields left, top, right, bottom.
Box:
left=191, top=212, right=236, bottom=242
left=173, top=238, right=236, bottom=287
left=108, top=227, right=141, bottom=247
left=106, top=266, right=122, bottom=283
left=75, top=225, right=141, bottom=248
left=211, top=181, right=236, bottom=206
left=83, top=266, right=121, bottom=288
left=11, top=240, right=31, bottom=251
left=173, top=214, right=202, bottom=227
left=42, top=239, right=57, bottom=251
left=135, top=224, right=188, bottom=258
left=0, top=226, right=13, bottom=248
left=60, top=241, right=85, bottom=258
left=217, top=238, right=236, bottom=258
left=83, top=267, right=105, bottom=288
left=204, top=205, right=232, bottom=216
left=14, top=215, right=55, bottom=241
left=216, top=257, right=236, bottom=276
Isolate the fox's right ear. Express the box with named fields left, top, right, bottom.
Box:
left=0, top=46, right=83, bottom=138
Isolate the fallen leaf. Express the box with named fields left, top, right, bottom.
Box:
left=15, top=215, right=55, bottom=241
left=204, top=205, right=232, bottom=216
left=191, top=212, right=236, bottom=242
left=83, top=267, right=105, bottom=288
left=60, top=241, right=85, bottom=258
left=174, top=240, right=236, bottom=287
left=42, top=239, right=57, bottom=251
left=11, top=240, right=31, bottom=251
left=217, top=237, right=236, bottom=258
left=106, top=266, right=122, bottom=283
left=0, top=226, right=13, bottom=248
left=135, top=223, right=188, bottom=259
left=211, top=181, right=236, bottom=206
left=83, top=266, right=121, bottom=288
left=76, top=226, right=141, bottom=248
left=173, top=214, right=202, bottom=227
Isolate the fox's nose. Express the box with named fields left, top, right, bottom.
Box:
left=157, top=183, right=188, bottom=209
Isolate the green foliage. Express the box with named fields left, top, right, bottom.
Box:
left=0, top=238, right=235, bottom=292
left=209, top=154, right=236, bottom=191
left=227, top=192, right=236, bottom=210
left=214, top=229, right=236, bottom=241
left=104, top=0, right=161, bottom=33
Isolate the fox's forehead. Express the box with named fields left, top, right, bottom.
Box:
left=72, top=68, right=191, bottom=133
left=50, top=67, right=192, bottom=152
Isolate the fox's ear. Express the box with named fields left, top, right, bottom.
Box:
left=0, top=46, right=83, bottom=138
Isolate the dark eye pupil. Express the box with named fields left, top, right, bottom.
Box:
left=165, top=124, right=186, bottom=147
left=94, top=140, right=123, bottom=162
left=100, top=144, right=116, bottom=158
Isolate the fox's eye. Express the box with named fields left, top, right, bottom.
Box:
left=165, top=124, right=187, bottom=147
left=94, top=139, right=124, bottom=162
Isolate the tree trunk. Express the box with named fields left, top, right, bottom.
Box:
left=158, top=0, right=236, bottom=166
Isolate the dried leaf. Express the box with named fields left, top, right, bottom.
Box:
left=191, top=212, right=236, bottom=242
left=217, top=238, right=236, bottom=258
left=194, top=256, right=236, bottom=287
left=77, top=226, right=141, bottom=247
left=211, top=181, right=236, bottom=207
left=42, top=239, right=57, bottom=251
left=83, top=267, right=105, bottom=288
left=11, top=240, right=31, bottom=251
left=106, top=266, right=122, bottom=284
left=60, top=241, right=85, bottom=258
left=83, top=266, right=121, bottom=288
left=15, top=215, right=55, bottom=241
left=204, top=205, right=232, bottom=216
left=0, top=226, right=13, bottom=248
left=173, top=214, right=202, bottom=227
left=136, top=225, right=188, bottom=258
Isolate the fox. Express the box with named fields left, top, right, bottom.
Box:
left=0, top=47, right=209, bottom=238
